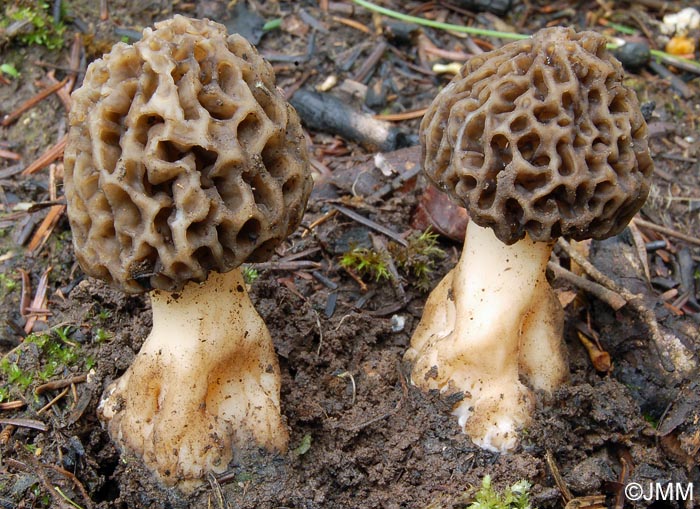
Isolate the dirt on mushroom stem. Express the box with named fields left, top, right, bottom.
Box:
left=405, top=26, right=654, bottom=456
left=59, top=14, right=312, bottom=492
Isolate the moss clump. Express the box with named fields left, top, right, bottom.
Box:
left=340, top=246, right=392, bottom=282
left=390, top=228, right=445, bottom=291
left=2, top=1, right=65, bottom=50
left=0, top=329, right=93, bottom=402
left=467, top=476, right=534, bottom=509
left=340, top=229, right=446, bottom=288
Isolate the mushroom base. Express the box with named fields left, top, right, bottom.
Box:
left=404, top=221, right=567, bottom=452
left=98, top=268, right=287, bottom=490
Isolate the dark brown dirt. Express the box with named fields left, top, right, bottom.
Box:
left=1, top=1, right=699, bottom=508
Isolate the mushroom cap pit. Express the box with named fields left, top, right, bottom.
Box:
left=420, top=27, right=653, bottom=245
left=64, top=15, right=312, bottom=293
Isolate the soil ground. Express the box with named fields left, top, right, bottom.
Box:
left=0, top=1, right=699, bottom=508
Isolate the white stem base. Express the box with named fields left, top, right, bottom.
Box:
left=405, top=221, right=566, bottom=452
left=98, top=268, right=287, bottom=490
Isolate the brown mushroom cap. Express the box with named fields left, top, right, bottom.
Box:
left=64, top=16, right=312, bottom=293
left=421, top=27, right=653, bottom=245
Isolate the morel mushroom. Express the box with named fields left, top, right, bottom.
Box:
left=64, top=16, right=312, bottom=488
left=405, top=27, right=653, bottom=452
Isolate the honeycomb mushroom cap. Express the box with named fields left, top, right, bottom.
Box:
left=421, top=27, right=654, bottom=245
left=64, top=15, right=312, bottom=293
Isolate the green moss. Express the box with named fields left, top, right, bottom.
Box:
left=236, top=471, right=253, bottom=483
left=0, top=63, right=19, bottom=78
left=25, top=331, right=81, bottom=382
left=94, top=308, right=112, bottom=321
left=0, top=357, right=33, bottom=391
left=339, top=228, right=446, bottom=288
left=84, top=356, right=96, bottom=371
left=26, top=332, right=80, bottom=366
left=390, top=228, right=446, bottom=291
left=643, top=413, right=660, bottom=428
left=242, top=266, right=260, bottom=284
left=467, top=476, right=534, bottom=509
left=340, top=246, right=392, bottom=282
left=0, top=329, right=92, bottom=399
left=2, top=1, right=65, bottom=50
left=293, top=434, right=312, bottom=456
left=0, top=272, right=17, bottom=292
left=93, top=328, right=112, bottom=343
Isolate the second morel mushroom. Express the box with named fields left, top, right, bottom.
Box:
left=405, top=27, right=653, bottom=451
left=64, top=16, right=312, bottom=488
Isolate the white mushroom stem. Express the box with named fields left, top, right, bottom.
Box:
left=405, top=220, right=567, bottom=452
left=99, top=268, right=287, bottom=490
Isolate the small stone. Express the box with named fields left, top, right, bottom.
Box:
left=613, top=41, right=651, bottom=71
left=390, top=314, right=406, bottom=332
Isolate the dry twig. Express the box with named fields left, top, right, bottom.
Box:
left=46, top=464, right=94, bottom=509
left=208, top=473, right=231, bottom=509
left=335, top=205, right=407, bottom=246
left=36, top=387, right=70, bottom=415
left=352, top=40, right=388, bottom=82
left=13, top=455, right=82, bottom=509
left=253, top=260, right=321, bottom=271
left=333, top=15, right=372, bottom=33
left=24, top=267, right=52, bottom=334
left=35, top=374, right=88, bottom=395
left=342, top=265, right=368, bottom=292
left=1, top=78, right=68, bottom=127
left=0, top=148, right=22, bottom=161
left=557, top=238, right=676, bottom=372
left=548, top=261, right=627, bottom=310
left=546, top=450, right=573, bottom=503
left=19, top=268, right=31, bottom=316
left=27, top=204, right=66, bottom=254
left=21, top=134, right=67, bottom=176
left=633, top=217, right=700, bottom=247
left=373, top=108, right=427, bottom=121
left=303, top=209, right=338, bottom=237
left=0, top=400, right=25, bottom=411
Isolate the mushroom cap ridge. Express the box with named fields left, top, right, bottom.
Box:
left=64, top=16, right=312, bottom=293
left=420, top=26, right=653, bottom=245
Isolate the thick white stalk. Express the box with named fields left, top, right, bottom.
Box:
left=405, top=221, right=566, bottom=451
left=99, top=268, right=287, bottom=490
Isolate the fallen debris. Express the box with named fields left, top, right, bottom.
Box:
left=290, top=88, right=415, bottom=151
